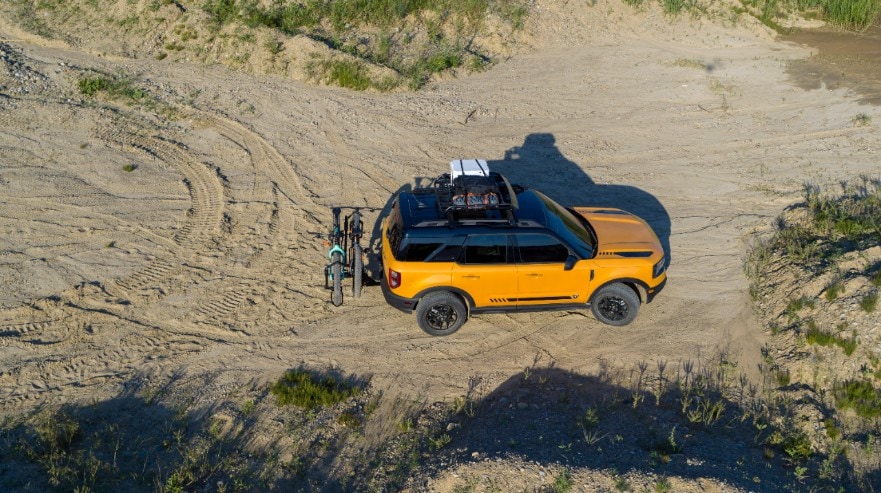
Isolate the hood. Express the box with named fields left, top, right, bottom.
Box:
left=572, top=207, right=662, bottom=254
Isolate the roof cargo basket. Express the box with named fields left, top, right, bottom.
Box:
left=409, top=159, right=521, bottom=227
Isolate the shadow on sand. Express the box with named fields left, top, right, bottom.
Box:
left=489, top=133, right=671, bottom=265
left=1, top=362, right=862, bottom=492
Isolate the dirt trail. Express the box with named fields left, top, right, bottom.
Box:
left=1, top=1, right=879, bottom=418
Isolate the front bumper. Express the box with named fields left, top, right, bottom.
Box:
left=381, top=279, right=418, bottom=313
left=645, top=276, right=667, bottom=303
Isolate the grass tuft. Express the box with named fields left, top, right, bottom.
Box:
left=860, top=292, right=878, bottom=312
left=551, top=468, right=573, bottom=492
left=853, top=112, right=872, bottom=126
left=270, top=368, right=360, bottom=409
left=824, top=280, right=844, bottom=301
left=78, top=75, right=148, bottom=104
left=742, top=0, right=881, bottom=31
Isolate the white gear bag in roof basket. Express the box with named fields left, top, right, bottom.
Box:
left=449, top=159, right=499, bottom=207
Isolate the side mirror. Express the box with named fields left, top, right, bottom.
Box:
left=564, top=255, right=578, bottom=271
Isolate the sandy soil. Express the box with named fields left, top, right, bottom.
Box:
left=1, top=0, right=879, bottom=471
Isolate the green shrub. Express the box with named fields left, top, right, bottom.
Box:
left=203, top=0, right=240, bottom=25
left=775, top=368, right=791, bottom=386
left=270, top=368, right=359, bottom=409
left=327, top=59, right=373, bottom=90
left=834, top=380, right=881, bottom=418
left=823, top=418, right=840, bottom=439
left=78, top=77, right=110, bottom=96
left=782, top=431, right=813, bottom=460
left=805, top=323, right=857, bottom=356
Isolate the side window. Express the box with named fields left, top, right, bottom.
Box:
left=401, top=242, right=443, bottom=261
left=430, top=244, right=463, bottom=262
left=516, top=234, right=570, bottom=263
left=461, top=235, right=508, bottom=264
left=387, top=200, right=404, bottom=259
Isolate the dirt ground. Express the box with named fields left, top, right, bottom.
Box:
left=1, top=0, right=880, bottom=489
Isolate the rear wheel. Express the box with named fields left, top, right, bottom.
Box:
left=415, top=291, right=466, bottom=336
left=353, top=243, right=363, bottom=298
left=331, top=251, right=343, bottom=306
left=590, top=283, right=640, bottom=326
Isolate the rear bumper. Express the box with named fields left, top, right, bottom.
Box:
left=381, top=279, right=418, bottom=313
left=645, top=277, right=666, bottom=303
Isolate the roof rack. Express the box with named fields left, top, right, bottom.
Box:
left=413, top=160, right=520, bottom=228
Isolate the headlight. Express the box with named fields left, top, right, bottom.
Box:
left=653, top=257, right=666, bottom=278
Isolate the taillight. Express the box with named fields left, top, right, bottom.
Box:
left=388, top=269, right=401, bottom=289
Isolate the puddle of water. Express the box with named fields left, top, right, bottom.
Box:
left=784, top=26, right=881, bottom=106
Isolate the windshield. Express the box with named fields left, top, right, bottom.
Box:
left=534, top=191, right=596, bottom=258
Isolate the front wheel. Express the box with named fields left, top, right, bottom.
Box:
left=331, top=251, right=343, bottom=306
left=590, top=283, right=640, bottom=326
left=415, top=291, right=466, bottom=336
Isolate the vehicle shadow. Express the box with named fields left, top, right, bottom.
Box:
left=1, top=364, right=857, bottom=492
left=488, top=133, right=672, bottom=265
left=424, top=365, right=851, bottom=492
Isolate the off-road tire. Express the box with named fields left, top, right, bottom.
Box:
left=331, top=251, right=343, bottom=306
left=353, top=244, right=363, bottom=298
left=590, top=283, right=640, bottom=326
left=415, top=291, right=466, bottom=336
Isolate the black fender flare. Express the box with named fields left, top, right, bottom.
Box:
left=589, top=278, right=648, bottom=304
left=411, top=287, right=476, bottom=313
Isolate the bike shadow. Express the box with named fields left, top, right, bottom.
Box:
left=488, top=133, right=671, bottom=265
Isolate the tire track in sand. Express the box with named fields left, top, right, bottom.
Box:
left=94, top=126, right=226, bottom=296
left=180, top=114, right=329, bottom=328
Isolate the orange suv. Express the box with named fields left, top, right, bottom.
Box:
left=381, top=160, right=666, bottom=336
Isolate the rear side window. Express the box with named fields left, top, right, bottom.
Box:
left=387, top=200, right=403, bottom=256
left=516, top=234, right=570, bottom=263
left=429, top=244, right=463, bottom=262
left=399, top=241, right=443, bottom=261
left=461, top=234, right=509, bottom=264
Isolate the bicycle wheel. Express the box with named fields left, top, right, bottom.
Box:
left=351, top=211, right=363, bottom=298
left=331, top=251, right=343, bottom=306
left=353, top=243, right=363, bottom=298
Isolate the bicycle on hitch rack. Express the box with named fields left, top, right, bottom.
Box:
left=321, top=207, right=365, bottom=306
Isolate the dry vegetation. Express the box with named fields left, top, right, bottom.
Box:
left=1, top=0, right=530, bottom=91
left=745, top=177, right=881, bottom=490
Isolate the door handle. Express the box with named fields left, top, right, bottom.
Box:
left=461, top=275, right=480, bottom=280
left=525, top=273, right=542, bottom=278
